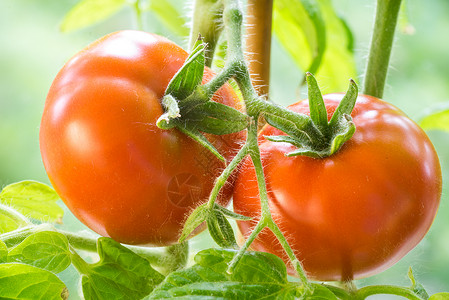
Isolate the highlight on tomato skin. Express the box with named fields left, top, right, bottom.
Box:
left=233, top=93, right=442, bottom=281
left=39, top=30, right=245, bottom=246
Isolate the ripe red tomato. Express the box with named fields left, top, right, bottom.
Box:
left=233, top=94, right=441, bottom=281
left=40, top=30, right=244, bottom=246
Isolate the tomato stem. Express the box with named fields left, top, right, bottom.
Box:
left=189, top=0, right=224, bottom=67
left=363, top=0, right=402, bottom=98
left=206, top=142, right=250, bottom=210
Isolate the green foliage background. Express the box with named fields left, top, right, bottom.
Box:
left=1, top=0, right=449, bottom=297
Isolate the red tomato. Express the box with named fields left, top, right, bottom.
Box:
left=40, top=31, right=244, bottom=246
left=233, top=94, right=441, bottom=281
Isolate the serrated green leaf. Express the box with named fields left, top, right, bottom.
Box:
left=0, top=181, right=63, bottom=224
left=175, top=125, right=225, bottom=162
left=195, top=249, right=288, bottom=284
left=274, top=0, right=326, bottom=76
left=149, top=0, right=189, bottom=37
left=148, top=249, right=300, bottom=299
left=0, top=263, right=68, bottom=300
left=0, top=240, right=7, bottom=263
left=165, top=41, right=205, bottom=100
left=60, top=0, right=126, bottom=32
left=206, top=212, right=237, bottom=248
left=81, top=238, right=164, bottom=300
left=178, top=204, right=208, bottom=243
left=214, top=204, right=251, bottom=221
left=419, top=102, right=449, bottom=133
left=7, top=231, right=71, bottom=274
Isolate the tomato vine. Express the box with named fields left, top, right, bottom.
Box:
left=0, top=0, right=446, bottom=299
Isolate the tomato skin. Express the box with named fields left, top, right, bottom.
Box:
left=233, top=94, right=441, bottom=281
left=40, top=31, right=244, bottom=246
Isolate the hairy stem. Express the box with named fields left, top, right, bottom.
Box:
left=246, top=0, right=273, bottom=98
left=363, top=0, right=402, bottom=98
left=206, top=143, right=250, bottom=210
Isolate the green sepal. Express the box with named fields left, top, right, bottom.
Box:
left=329, top=78, right=358, bottom=128
left=156, top=95, right=180, bottom=129
left=266, top=77, right=358, bottom=158
left=178, top=204, right=209, bottom=243
left=165, top=37, right=206, bottom=100
left=328, top=114, right=355, bottom=155
left=175, top=125, right=225, bottom=162
left=214, top=204, right=252, bottom=221
left=264, top=113, right=314, bottom=147
left=306, top=72, right=329, bottom=136
left=264, top=135, right=304, bottom=148
left=182, top=101, right=249, bottom=135
left=206, top=211, right=237, bottom=249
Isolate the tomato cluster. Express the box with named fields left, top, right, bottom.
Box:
left=40, top=31, right=244, bottom=246
left=41, top=31, right=441, bottom=281
left=233, top=94, right=442, bottom=281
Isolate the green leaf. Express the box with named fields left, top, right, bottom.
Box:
left=430, top=293, right=449, bottom=300
left=81, top=238, right=164, bottom=300
left=206, top=212, right=237, bottom=248
left=306, top=284, right=339, bottom=299
left=0, top=263, right=68, bottom=300
left=0, top=181, right=63, bottom=224
left=274, top=0, right=357, bottom=93
left=0, top=203, right=30, bottom=234
left=149, top=0, right=189, bottom=37
left=7, top=231, right=71, bottom=274
left=183, top=101, right=249, bottom=135
left=419, top=102, right=449, bottom=133
left=306, top=73, right=329, bottom=135
left=148, top=249, right=302, bottom=299
left=165, top=40, right=206, bottom=100
left=178, top=204, right=209, bottom=243
left=60, top=0, right=126, bottom=32
left=312, top=0, right=357, bottom=93
left=274, top=0, right=326, bottom=76
left=0, top=239, right=7, bottom=263
left=175, top=125, right=225, bottom=162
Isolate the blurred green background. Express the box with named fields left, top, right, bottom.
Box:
left=1, top=0, right=449, bottom=297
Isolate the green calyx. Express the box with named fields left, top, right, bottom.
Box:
left=265, top=73, right=358, bottom=158
left=156, top=37, right=249, bottom=163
